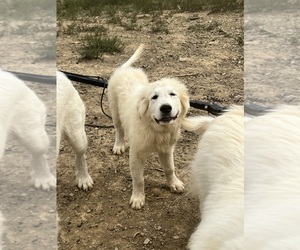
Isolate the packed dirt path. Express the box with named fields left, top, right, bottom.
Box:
left=57, top=10, right=243, bottom=250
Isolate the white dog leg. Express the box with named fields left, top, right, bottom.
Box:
left=112, top=115, right=126, bottom=155
left=66, top=127, right=93, bottom=190
left=158, top=149, right=184, bottom=193
left=16, top=128, right=56, bottom=191
left=31, top=153, right=56, bottom=191
left=113, top=127, right=125, bottom=155
left=129, top=150, right=147, bottom=209
left=108, top=90, right=126, bottom=154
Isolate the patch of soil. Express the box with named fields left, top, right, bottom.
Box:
left=57, top=10, right=243, bottom=250
left=245, top=10, right=300, bottom=106
left=0, top=11, right=56, bottom=250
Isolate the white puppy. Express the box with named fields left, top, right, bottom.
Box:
left=57, top=71, right=93, bottom=190
left=185, top=106, right=244, bottom=250
left=0, top=69, right=56, bottom=190
left=108, top=44, right=190, bottom=209
left=244, top=105, right=300, bottom=250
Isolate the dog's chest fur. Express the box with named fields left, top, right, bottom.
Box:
left=130, top=123, right=181, bottom=153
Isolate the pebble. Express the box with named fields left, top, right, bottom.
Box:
left=173, top=235, right=180, bottom=239
left=179, top=57, right=187, bottom=62
left=144, top=238, right=151, bottom=245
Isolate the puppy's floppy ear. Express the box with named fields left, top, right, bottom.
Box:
left=137, top=96, right=149, bottom=119
left=179, top=87, right=190, bottom=117
left=172, top=79, right=189, bottom=117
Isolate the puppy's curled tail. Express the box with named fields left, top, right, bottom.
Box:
left=121, top=44, right=145, bottom=68
left=182, top=116, right=213, bottom=135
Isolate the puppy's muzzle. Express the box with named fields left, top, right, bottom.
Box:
left=155, top=104, right=178, bottom=124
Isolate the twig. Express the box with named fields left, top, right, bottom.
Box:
left=175, top=73, right=200, bottom=77
left=150, top=168, right=164, bottom=173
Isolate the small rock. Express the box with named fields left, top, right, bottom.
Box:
left=173, top=235, right=180, bottom=239
left=33, top=222, right=42, bottom=227
left=86, top=209, right=91, bottom=213
left=144, top=238, right=151, bottom=245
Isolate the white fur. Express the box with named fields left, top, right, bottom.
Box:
left=108, top=44, right=190, bottom=209
left=187, top=106, right=244, bottom=250
left=57, top=71, right=93, bottom=190
left=244, top=105, right=300, bottom=250
left=0, top=69, right=56, bottom=190
left=187, top=105, right=300, bottom=249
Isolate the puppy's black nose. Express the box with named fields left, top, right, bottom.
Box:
left=160, top=104, right=172, bottom=114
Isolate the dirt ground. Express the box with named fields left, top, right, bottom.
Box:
left=57, top=10, right=243, bottom=250
left=245, top=9, right=300, bottom=106
left=0, top=9, right=57, bottom=250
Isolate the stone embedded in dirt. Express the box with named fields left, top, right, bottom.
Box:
left=33, top=222, right=42, bottom=227
left=143, top=238, right=151, bottom=245
left=173, top=235, right=180, bottom=239
left=86, top=209, right=91, bottom=213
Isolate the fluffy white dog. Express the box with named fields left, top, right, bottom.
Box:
left=108, top=44, right=190, bottom=209
left=185, top=106, right=244, bottom=250
left=244, top=105, right=300, bottom=250
left=57, top=71, right=93, bottom=190
left=0, top=69, right=56, bottom=190
left=185, top=105, right=300, bottom=250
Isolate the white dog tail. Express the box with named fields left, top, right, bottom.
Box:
left=121, top=44, right=144, bottom=68
left=182, top=116, right=213, bottom=135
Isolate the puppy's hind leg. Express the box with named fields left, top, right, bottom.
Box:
left=109, top=100, right=126, bottom=154
left=112, top=118, right=126, bottom=154
left=158, top=147, right=184, bottom=193
left=65, top=126, right=94, bottom=191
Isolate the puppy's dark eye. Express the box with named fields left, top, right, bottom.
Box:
left=151, top=95, right=158, bottom=100
left=170, top=93, right=176, bottom=96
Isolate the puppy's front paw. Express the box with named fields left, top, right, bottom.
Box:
left=130, top=194, right=145, bottom=209
left=77, top=174, right=94, bottom=191
left=34, top=174, right=56, bottom=191
left=169, top=177, right=185, bottom=193
left=113, top=145, right=125, bottom=155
